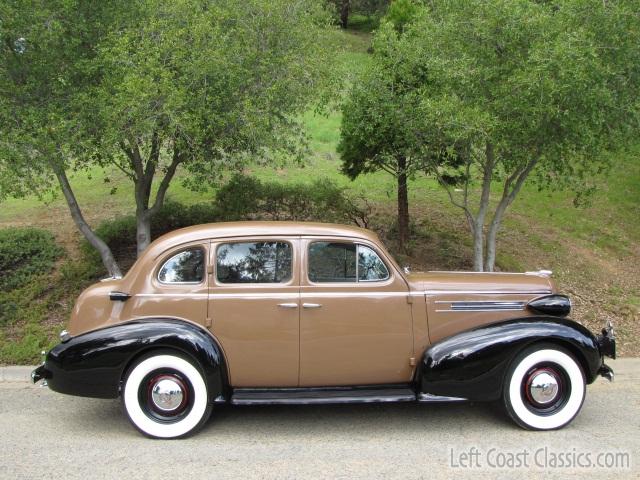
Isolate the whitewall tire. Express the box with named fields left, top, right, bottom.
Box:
left=123, top=353, right=212, bottom=439
left=503, top=344, right=585, bottom=430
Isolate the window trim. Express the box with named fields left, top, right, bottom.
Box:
left=214, top=239, right=294, bottom=285
left=156, top=246, right=207, bottom=285
left=307, top=240, right=391, bottom=285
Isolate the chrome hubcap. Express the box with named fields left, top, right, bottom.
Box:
left=150, top=377, right=185, bottom=412
left=528, top=370, right=560, bottom=405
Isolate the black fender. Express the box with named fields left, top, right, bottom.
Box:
left=417, top=316, right=603, bottom=402
left=43, top=319, right=229, bottom=401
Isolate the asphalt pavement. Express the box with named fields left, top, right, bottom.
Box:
left=0, top=359, right=638, bottom=479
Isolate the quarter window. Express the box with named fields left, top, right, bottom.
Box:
left=158, top=248, right=205, bottom=283
left=358, top=245, right=390, bottom=281
left=308, top=242, right=389, bottom=283
left=216, top=241, right=292, bottom=284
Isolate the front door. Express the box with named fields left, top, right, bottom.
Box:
left=208, top=237, right=300, bottom=387
left=299, top=238, right=414, bottom=386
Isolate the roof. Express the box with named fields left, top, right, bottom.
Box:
left=145, top=221, right=381, bottom=258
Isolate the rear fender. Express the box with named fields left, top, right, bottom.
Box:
left=45, top=319, right=229, bottom=400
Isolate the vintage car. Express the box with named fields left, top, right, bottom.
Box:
left=32, top=222, right=615, bottom=438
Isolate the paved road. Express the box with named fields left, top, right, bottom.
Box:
left=0, top=359, right=638, bottom=480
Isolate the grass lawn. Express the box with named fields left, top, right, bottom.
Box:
left=1, top=28, right=638, bottom=362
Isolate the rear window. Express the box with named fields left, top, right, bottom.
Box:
left=216, top=241, right=292, bottom=284
left=158, top=248, right=205, bottom=283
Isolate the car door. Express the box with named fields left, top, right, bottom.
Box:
left=299, top=237, right=414, bottom=386
left=208, top=237, right=300, bottom=387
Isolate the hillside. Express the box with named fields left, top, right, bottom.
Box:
left=0, top=29, right=638, bottom=363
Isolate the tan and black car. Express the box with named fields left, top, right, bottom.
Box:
left=32, top=222, right=615, bottom=438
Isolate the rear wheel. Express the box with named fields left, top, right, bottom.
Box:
left=123, top=353, right=212, bottom=438
left=503, top=344, right=585, bottom=430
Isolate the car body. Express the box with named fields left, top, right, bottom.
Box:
left=32, top=221, right=615, bottom=438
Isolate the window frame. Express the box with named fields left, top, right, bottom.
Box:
left=156, top=246, right=207, bottom=286
left=214, top=239, right=295, bottom=285
left=306, top=240, right=391, bottom=285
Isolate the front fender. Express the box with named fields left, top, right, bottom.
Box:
left=418, top=317, right=602, bottom=402
left=43, top=319, right=229, bottom=400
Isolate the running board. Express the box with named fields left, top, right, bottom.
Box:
left=231, top=386, right=416, bottom=405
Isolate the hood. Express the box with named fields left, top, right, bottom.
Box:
left=406, top=271, right=555, bottom=294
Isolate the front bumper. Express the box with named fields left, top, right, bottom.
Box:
left=596, top=321, right=616, bottom=359
left=595, top=320, right=616, bottom=382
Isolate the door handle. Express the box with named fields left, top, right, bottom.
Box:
left=302, top=303, right=322, bottom=309
left=277, top=303, right=298, bottom=309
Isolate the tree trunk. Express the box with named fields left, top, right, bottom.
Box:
left=485, top=157, right=539, bottom=271
left=340, top=0, right=350, bottom=29
left=472, top=221, right=484, bottom=272
left=136, top=212, right=152, bottom=258
left=470, top=142, right=496, bottom=272
left=52, top=163, right=122, bottom=278
left=397, top=156, right=409, bottom=251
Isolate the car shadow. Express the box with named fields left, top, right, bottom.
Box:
left=197, top=400, right=513, bottom=437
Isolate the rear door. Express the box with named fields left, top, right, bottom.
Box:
left=208, top=237, right=300, bottom=387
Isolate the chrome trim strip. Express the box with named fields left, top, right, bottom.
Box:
left=418, top=393, right=467, bottom=402
left=435, top=300, right=526, bottom=313
left=426, top=290, right=551, bottom=295
left=435, top=308, right=526, bottom=313
left=136, top=293, right=209, bottom=298
left=433, top=300, right=526, bottom=304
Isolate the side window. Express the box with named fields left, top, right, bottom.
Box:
left=308, top=242, right=356, bottom=283
left=308, top=242, right=390, bottom=283
left=158, top=248, right=205, bottom=283
left=216, top=241, right=292, bottom=284
left=358, top=245, right=389, bottom=281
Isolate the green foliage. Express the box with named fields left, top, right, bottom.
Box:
left=213, top=174, right=368, bottom=225
left=400, top=0, right=640, bottom=190
left=0, top=228, right=63, bottom=291
left=384, top=0, right=420, bottom=32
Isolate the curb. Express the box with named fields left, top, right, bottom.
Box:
left=0, top=366, right=37, bottom=383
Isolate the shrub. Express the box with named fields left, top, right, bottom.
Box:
left=213, top=174, right=369, bottom=226
left=0, top=228, right=63, bottom=291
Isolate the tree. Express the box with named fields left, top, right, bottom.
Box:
left=0, top=0, right=336, bottom=275
left=338, top=68, right=420, bottom=250
left=338, top=4, right=426, bottom=250
left=388, top=0, right=640, bottom=270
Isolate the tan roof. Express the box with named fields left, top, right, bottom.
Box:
left=145, top=221, right=380, bottom=258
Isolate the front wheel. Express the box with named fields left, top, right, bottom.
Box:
left=503, top=344, right=585, bottom=430
left=123, top=353, right=212, bottom=439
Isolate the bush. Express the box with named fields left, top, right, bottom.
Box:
left=213, top=174, right=369, bottom=226
left=0, top=228, right=63, bottom=291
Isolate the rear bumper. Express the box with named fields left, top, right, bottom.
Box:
left=31, top=364, right=49, bottom=384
